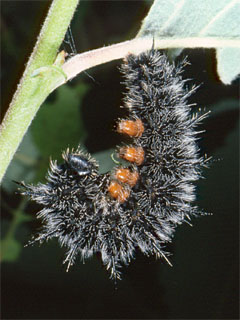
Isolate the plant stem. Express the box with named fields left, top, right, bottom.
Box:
left=0, top=0, right=79, bottom=183
left=59, top=37, right=240, bottom=85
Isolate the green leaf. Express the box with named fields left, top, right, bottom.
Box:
left=93, top=149, right=116, bottom=174
left=2, top=131, right=40, bottom=192
left=0, top=206, right=32, bottom=263
left=217, top=48, right=240, bottom=84
left=137, top=0, right=240, bottom=84
left=31, top=83, right=89, bottom=160
left=0, top=237, right=21, bottom=262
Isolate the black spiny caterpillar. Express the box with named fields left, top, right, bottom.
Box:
left=21, top=50, right=209, bottom=280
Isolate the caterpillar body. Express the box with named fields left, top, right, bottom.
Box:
left=21, top=50, right=208, bottom=280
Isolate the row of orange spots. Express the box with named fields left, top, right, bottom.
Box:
left=108, top=168, right=140, bottom=203
left=108, top=118, right=145, bottom=203
left=119, top=146, right=144, bottom=166
left=115, top=168, right=139, bottom=187
left=108, top=181, right=130, bottom=203
left=117, top=119, right=144, bottom=137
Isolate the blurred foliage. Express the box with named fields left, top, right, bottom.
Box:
left=1, top=199, right=32, bottom=262
left=31, top=84, right=88, bottom=160
left=1, top=1, right=239, bottom=319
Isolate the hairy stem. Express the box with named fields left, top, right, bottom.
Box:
left=0, top=0, right=79, bottom=183
left=60, top=37, right=240, bottom=85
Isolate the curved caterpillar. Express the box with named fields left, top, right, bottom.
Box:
left=21, top=49, right=208, bottom=280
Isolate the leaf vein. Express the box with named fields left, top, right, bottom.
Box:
left=159, top=0, right=186, bottom=32
left=199, top=0, right=240, bottom=35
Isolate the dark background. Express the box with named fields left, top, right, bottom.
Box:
left=1, top=1, right=239, bottom=319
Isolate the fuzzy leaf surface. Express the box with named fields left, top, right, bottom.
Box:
left=138, top=0, right=240, bottom=84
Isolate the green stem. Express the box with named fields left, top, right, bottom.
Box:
left=0, top=0, right=80, bottom=183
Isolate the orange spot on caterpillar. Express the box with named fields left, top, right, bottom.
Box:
left=119, top=146, right=144, bottom=165
left=117, top=119, right=144, bottom=137
left=108, top=181, right=130, bottom=203
left=115, top=168, right=139, bottom=187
